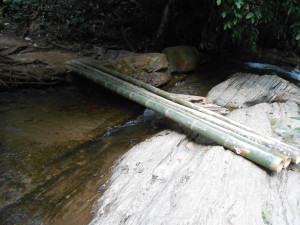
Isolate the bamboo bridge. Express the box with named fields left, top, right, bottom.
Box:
left=66, top=59, right=300, bottom=173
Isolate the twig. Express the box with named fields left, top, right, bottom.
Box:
left=46, top=39, right=70, bottom=50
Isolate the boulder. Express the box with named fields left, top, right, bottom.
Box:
left=88, top=71, right=300, bottom=225
left=98, top=50, right=171, bottom=87
left=163, top=46, right=202, bottom=73
left=207, top=73, right=300, bottom=108
left=89, top=101, right=300, bottom=225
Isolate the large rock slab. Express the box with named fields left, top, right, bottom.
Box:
left=89, top=101, right=300, bottom=225
left=163, top=46, right=202, bottom=73
left=207, top=73, right=300, bottom=108
left=98, top=50, right=171, bottom=87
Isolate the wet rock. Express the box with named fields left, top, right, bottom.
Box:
left=90, top=101, right=300, bottom=225
left=207, top=73, right=300, bottom=108
left=98, top=50, right=171, bottom=87
left=163, top=46, right=203, bottom=73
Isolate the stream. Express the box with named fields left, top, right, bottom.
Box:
left=0, top=58, right=299, bottom=224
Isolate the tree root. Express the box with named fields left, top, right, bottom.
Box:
left=3, top=44, right=28, bottom=56
left=46, top=39, right=71, bottom=50
left=0, top=53, right=65, bottom=89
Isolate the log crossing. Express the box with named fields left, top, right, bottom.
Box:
left=66, top=59, right=300, bottom=173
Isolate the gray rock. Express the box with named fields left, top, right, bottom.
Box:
left=207, top=73, right=300, bottom=108
left=89, top=101, right=300, bottom=225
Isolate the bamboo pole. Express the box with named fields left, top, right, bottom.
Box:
left=77, top=59, right=300, bottom=164
left=66, top=61, right=287, bottom=172
left=71, top=61, right=290, bottom=164
left=69, top=61, right=291, bottom=168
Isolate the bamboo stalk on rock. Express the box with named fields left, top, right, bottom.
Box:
left=72, top=60, right=300, bottom=164
left=68, top=62, right=291, bottom=168
left=66, top=61, right=286, bottom=172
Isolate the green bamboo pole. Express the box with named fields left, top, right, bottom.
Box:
left=68, top=61, right=291, bottom=168
left=73, top=60, right=300, bottom=164
left=77, top=59, right=300, bottom=164
left=66, top=61, right=286, bottom=172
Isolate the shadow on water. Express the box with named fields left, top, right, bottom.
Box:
left=0, top=57, right=299, bottom=224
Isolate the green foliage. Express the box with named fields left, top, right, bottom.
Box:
left=1, top=0, right=299, bottom=51
left=2, top=0, right=35, bottom=21
left=215, top=0, right=300, bottom=50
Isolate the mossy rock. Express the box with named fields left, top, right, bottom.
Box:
left=100, top=50, right=171, bottom=87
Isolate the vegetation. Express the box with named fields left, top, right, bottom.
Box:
left=216, top=0, right=300, bottom=50
left=1, top=0, right=299, bottom=52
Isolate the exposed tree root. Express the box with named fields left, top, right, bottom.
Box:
left=0, top=53, right=64, bottom=89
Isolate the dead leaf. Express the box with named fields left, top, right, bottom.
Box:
left=186, top=142, right=194, bottom=150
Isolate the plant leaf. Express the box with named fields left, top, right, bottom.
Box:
left=246, top=12, right=254, bottom=19
left=217, top=0, right=221, bottom=6
left=291, top=117, right=300, bottom=120
left=222, top=11, right=226, bottom=18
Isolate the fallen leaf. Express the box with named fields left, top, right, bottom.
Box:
left=186, top=142, right=194, bottom=150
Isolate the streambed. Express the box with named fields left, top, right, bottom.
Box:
left=0, top=58, right=299, bottom=224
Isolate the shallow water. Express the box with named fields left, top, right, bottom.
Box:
left=0, top=58, right=299, bottom=224
left=0, top=84, right=145, bottom=224
left=245, top=62, right=300, bottom=86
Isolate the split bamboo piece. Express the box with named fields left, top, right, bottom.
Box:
left=66, top=60, right=289, bottom=172
left=77, top=59, right=300, bottom=164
